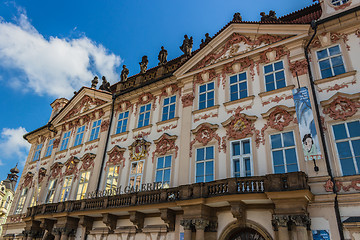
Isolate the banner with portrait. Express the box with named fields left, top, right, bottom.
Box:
left=292, top=87, right=322, bottom=161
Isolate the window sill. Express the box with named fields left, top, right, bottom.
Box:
left=259, top=85, right=295, bottom=98
left=70, top=144, right=83, bottom=151
left=56, top=149, right=68, bottom=155
left=110, top=131, right=129, bottom=139
left=132, top=124, right=153, bottom=132
left=192, top=105, right=220, bottom=115
left=156, top=117, right=179, bottom=126
left=223, top=95, right=255, bottom=107
left=314, top=70, right=357, bottom=85
left=41, top=155, right=52, bottom=161
left=85, top=138, right=100, bottom=145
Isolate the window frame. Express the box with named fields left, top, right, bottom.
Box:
left=198, top=81, right=215, bottom=110
left=155, top=155, right=172, bottom=187
left=230, top=138, right=253, bottom=177
left=116, top=111, right=129, bottom=134
left=195, top=146, right=215, bottom=183
left=32, top=143, right=43, bottom=161
left=60, top=175, right=73, bottom=202
left=332, top=120, right=360, bottom=176
left=105, top=165, right=120, bottom=191
left=137, top=103, right=152, bottom=128
left=331, top=0, right=349, bottom=6
left=263, top=60, right=287, bottom=92
left=229, top=72, right=248, bottom=102
left=161, top=95, right=177, bottom=122
left=316, top=44, right=346, bottom=79
left=89, top=119, right=102, bottom=141
left=44, top=139, right=54, bottom=157
left=270, top=131, right=300, bottom=174
left=74, top=125, right=85, bottom=146
left=59, top=131, right=71, bottom=151
left=45, top=179, right=57, bottom=203
left=15, top=188, right=28, bottom=214
left=76, top=171, right=90, bottom=200
left=129, top=160, right=145, bottom=190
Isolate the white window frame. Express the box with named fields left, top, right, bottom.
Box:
left=155, top=155, right=172, bottom=186
left=76, top=171, right=90, bottom=200
left=198, top=81, right=215, bottom=110
left=15, top=188, right=28, bottom=214
left=316, top=44, right=346, bottom=79
left=74, top=125, right=85, bottom=146
left=331, top=0, right=349, bottom=6
left=129, top=160, right=145, bottom=190
left=263, top=60, right=286, bottom=92
left=60, top=176, right=73, bottom=202
left=105, top=165, right=120, bottom=191
left=45, top=139, right=54, bottom=157
left=60, top=131, right=71, bottom=151
left=89, top=119, right=102, bottom=141
left=116, top=111, right=129, bottom=134
left=32, top=144, right=43, bottom=161
left=45, top=179, right=57, bottom=203
left=195, top=146, right=215, bottom=183
left=230, top=138, right=253, bottom=177
left=270, top=131, right=299, bottom=174
left=137, top=103, right=152, bottom=128
left=161, top=96, right=176, bottom=122
left=229, top=72, right=248, bottom=102
left=332, top=120, right=360, bottom=176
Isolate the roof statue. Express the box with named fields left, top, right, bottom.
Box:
left=158, top=46, right=168, bottom=65
left=91, top=76, right=99, bottom=89
left=2, top=164, right=19, bottom=191
left=233, top=12, right=242, bottom=22
left=179, top=35, right=193, bottom=56
left=99, top=76, right=111, bottom=92
left=200, top=33, right=211, bottom=48
left=139, top=55, right=149, bottom=74
left=120, top=65, right=129, bottom=82
left=260, top=10, right=278, bottom=21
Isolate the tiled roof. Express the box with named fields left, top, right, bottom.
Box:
left=279, top=3, right=322, bottom=23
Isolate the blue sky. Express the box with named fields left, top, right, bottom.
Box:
left=0, top=0, right=314, bottom=180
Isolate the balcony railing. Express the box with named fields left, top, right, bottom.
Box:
left=26, top=172, right=308, bottom=218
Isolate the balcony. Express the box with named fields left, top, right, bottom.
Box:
left=25, top=172, right=308, bottom=218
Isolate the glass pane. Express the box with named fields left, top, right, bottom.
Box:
left=171, top=96, right=176, bottom=103
left=333, top=124, right=348, bottom=140
left=351, top=140, right=360, bottom=172
left=348, top=121, right=360, bottom=138
left=274, top=61, right=283, bottom=71
left=333, top=65, right=346, bottom=76
left=285, top=148, right=297, bottom=164
left=265, top=74, right=274, bottom=84
left=275, top=70, right=285, bottom=81
left=234, top=159, right=240, bottom=172
left=271, top=134, right=282, bottom=149
left=164, top=169, right=171, bottom=183
left=329, top=45, right=341, bottom=55
left=205, top=174, right=214, bottom=182
left=232, top=142, right=240, bottom=156
left=197, top=148, right=204, bottom=161
left=239, top=72, right=246, bottom=81
left=196, top=162, right=204, bottom=176
left=157, top=157, right=164, bottom=169
left=207, top=82, right=214, bottom=90
left=156, top=171, right=163, bottom=182
left=337, top=141, right=353, bottom=158
left=276, top=79, right=286, bottom=89
left=283, top=132, right=295, bottom=147
left=274, top=165, right=285, bottom=174
left=164, top=97, right=169, bottom=105
left=206, top=161, right=214, bottom=175
left=317, top=49, right=328, bottom=60
left=287, top=163, right=298, bottom=173
left=243, top=140, right=250, bottom=154
left=206, top=146, right=214, bottom=159
left=146, top=104, right=151, bottom=111
left=266, top=82, right=275, bottom=92
left=264, top=64, right=273, bottom=73
left=165, top=156, right=172, bottom=167
left=230, top=75, right=237, bottom=84
left=244, top=158, right=251, bottom=176
left=272, top=150, right=284, bottom=166
left=140, top=105, right=145, bottom=112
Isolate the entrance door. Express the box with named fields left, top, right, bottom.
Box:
left=228, top=227, right=265, bottom=240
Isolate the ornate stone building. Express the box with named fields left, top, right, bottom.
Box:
left=2, top=1, right=360, bottom=239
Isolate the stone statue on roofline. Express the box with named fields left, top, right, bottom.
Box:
left=99, top=76, right=111, bottom=92
left=91, top=76, right=98, bottom=89
left=260, top=10, right=278, bottom=22
left=180, top=35, right=193, bottom=56
left=200, top=33, right=211, bottom=48
left=233, top=12, right=242, bottom=22
left=139, top=55, right=148, bottom=74
left=158, top=46, right=168, bottom=65
left=120, top=65, right=129, bottom=82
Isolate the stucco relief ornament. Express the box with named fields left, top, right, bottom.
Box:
left=63, top=156, right=80, bottom=177
left=152, top=134, right=178, bottom=162
left=100, top=119, right=110, bottom=132
left=106, top=146, right=125, bottom=168
left=289, top=59, right=308, bottom=77
left=129, top=139, right=151, bottom=161
left=189, top=123, right=222, bottom=157
left=222, top=114, right=257, bottom=141
left=22, top=172, right=34, bottom=189
left=80, top=153, right=96, bottom=171
left=181, top=93, right=195, bottom=107
left=323, top=96, right=360, bottom=121
left=38, top=168, right=47, bottom=184
left=53, top=138, right=60, bottom=149
left=50, top=162, right=63, bottom=179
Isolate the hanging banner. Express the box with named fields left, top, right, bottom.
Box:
left=292, top=87, right=322, bottom=161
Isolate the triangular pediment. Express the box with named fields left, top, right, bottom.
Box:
left=175, top=23, right=310, bottom=76
left=51, top=87, right=112, bottom=125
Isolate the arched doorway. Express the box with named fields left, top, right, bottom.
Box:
left=219, top=220, right=273, bottom=240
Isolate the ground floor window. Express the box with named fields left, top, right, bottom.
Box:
left=155, top=155, right=172, bottom=187
left=15, top=188, right=28, bottom=214
left=270, top=131, right=298, bottom=173
left=76, top=171, right=90, bottom=200
left=60, top=176, right=73, bottom=201
left=231, top=139, right=252, bottom=177
left=196, top=146, right=214, bottom=183
left=30, top=187, right=41, bottom=207
left=129, top=160, right=144, bottom=190
left=105, top=166, right=120, bottom=191
left=45, top=179, right=57, bottom=203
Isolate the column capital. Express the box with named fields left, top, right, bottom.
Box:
left=192, top=219, right=209, bottom=230
left=290, top=215, right=311, bottom=227
left=272, top=215, right=289, bottom=231
left=180, top=219, right=193, bottom=230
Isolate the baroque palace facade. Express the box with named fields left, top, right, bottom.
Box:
left=3, top=1, right=360, bottom=239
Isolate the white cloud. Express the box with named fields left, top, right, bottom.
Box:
left=0, top=9, right=121, bottom=98
left=0, top=127, right=30, bottom=167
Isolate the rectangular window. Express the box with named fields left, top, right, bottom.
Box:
left=76, top=171, right=90, bottom=200
left=116, top=112, right=129, bottom=134
left=74, top=125, right=85, bottom=146
left=129, top=160, right=144, bottom=190
left=317, top=45, right=346, bottom=79
left=162, top=96, right=176, bottom=121
left=89, top=119, right=102, bottom=141
left=30, top=187, right=41, bottom=207
left=196, top=146, right=214, bottom=183
left=230, top=72, right=248, bottom=101
left=45, top=179, right=57, bottom=203
left=60, top=176, right=73, bottom=201
left=45, top=139, right=54, bottom=157
left=105, top=166, right=120, bottom=191
left=332, top=120, right=360, bottom=176
left=137, top=103, right=151, bottom=128
left=60, top=131, right=71, bottom=151
left=271, top=131, right=299, bottom=173
left=155, top=155, right=172, bottom=186
left=264, top=61, right=286, bottom=92
left=199, top=82, right=215, bottom=110
left=231, top=139, right=252, bottom=177
left=32, top=144, right=43, bottom=161
left=15, top=188, right=28, bottom=214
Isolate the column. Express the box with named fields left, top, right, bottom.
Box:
left=291, top=215, right=311, bottom=240
left=53, top=229, right=61, bottom=240
left=272, top=215, right=290, bottom=240
left=180, top=219, right=192, bottom=240
left=193, top=219, right=209, bottom=240
left=60, top=228, right=72, bottom=240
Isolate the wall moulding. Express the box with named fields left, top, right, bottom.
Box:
left=310, top=31, right=350, bottom=50
left=189, top=123, right=222, bottom=156
left=152, top=134, right=178, bottom=162
left=321, top=92, right=360, bottom=121
left=106, top=146, right=126, bottom=169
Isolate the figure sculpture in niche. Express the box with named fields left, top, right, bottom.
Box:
left=200, top=33, right=211, bottom=48
left=260, top=10, right=278, bottom=21
left=139, top=56, right=149, bottom=74
left=99, top=76, right=111, bottom=92
left=158, top=46, right=168, bottom=65
left=180, top=35, right=193, bottom=56
left=91, top=76, right=98, bottom=89
left=120, top=65, right=129, bottom=82
left=233, top=12, right=242, bottom=21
